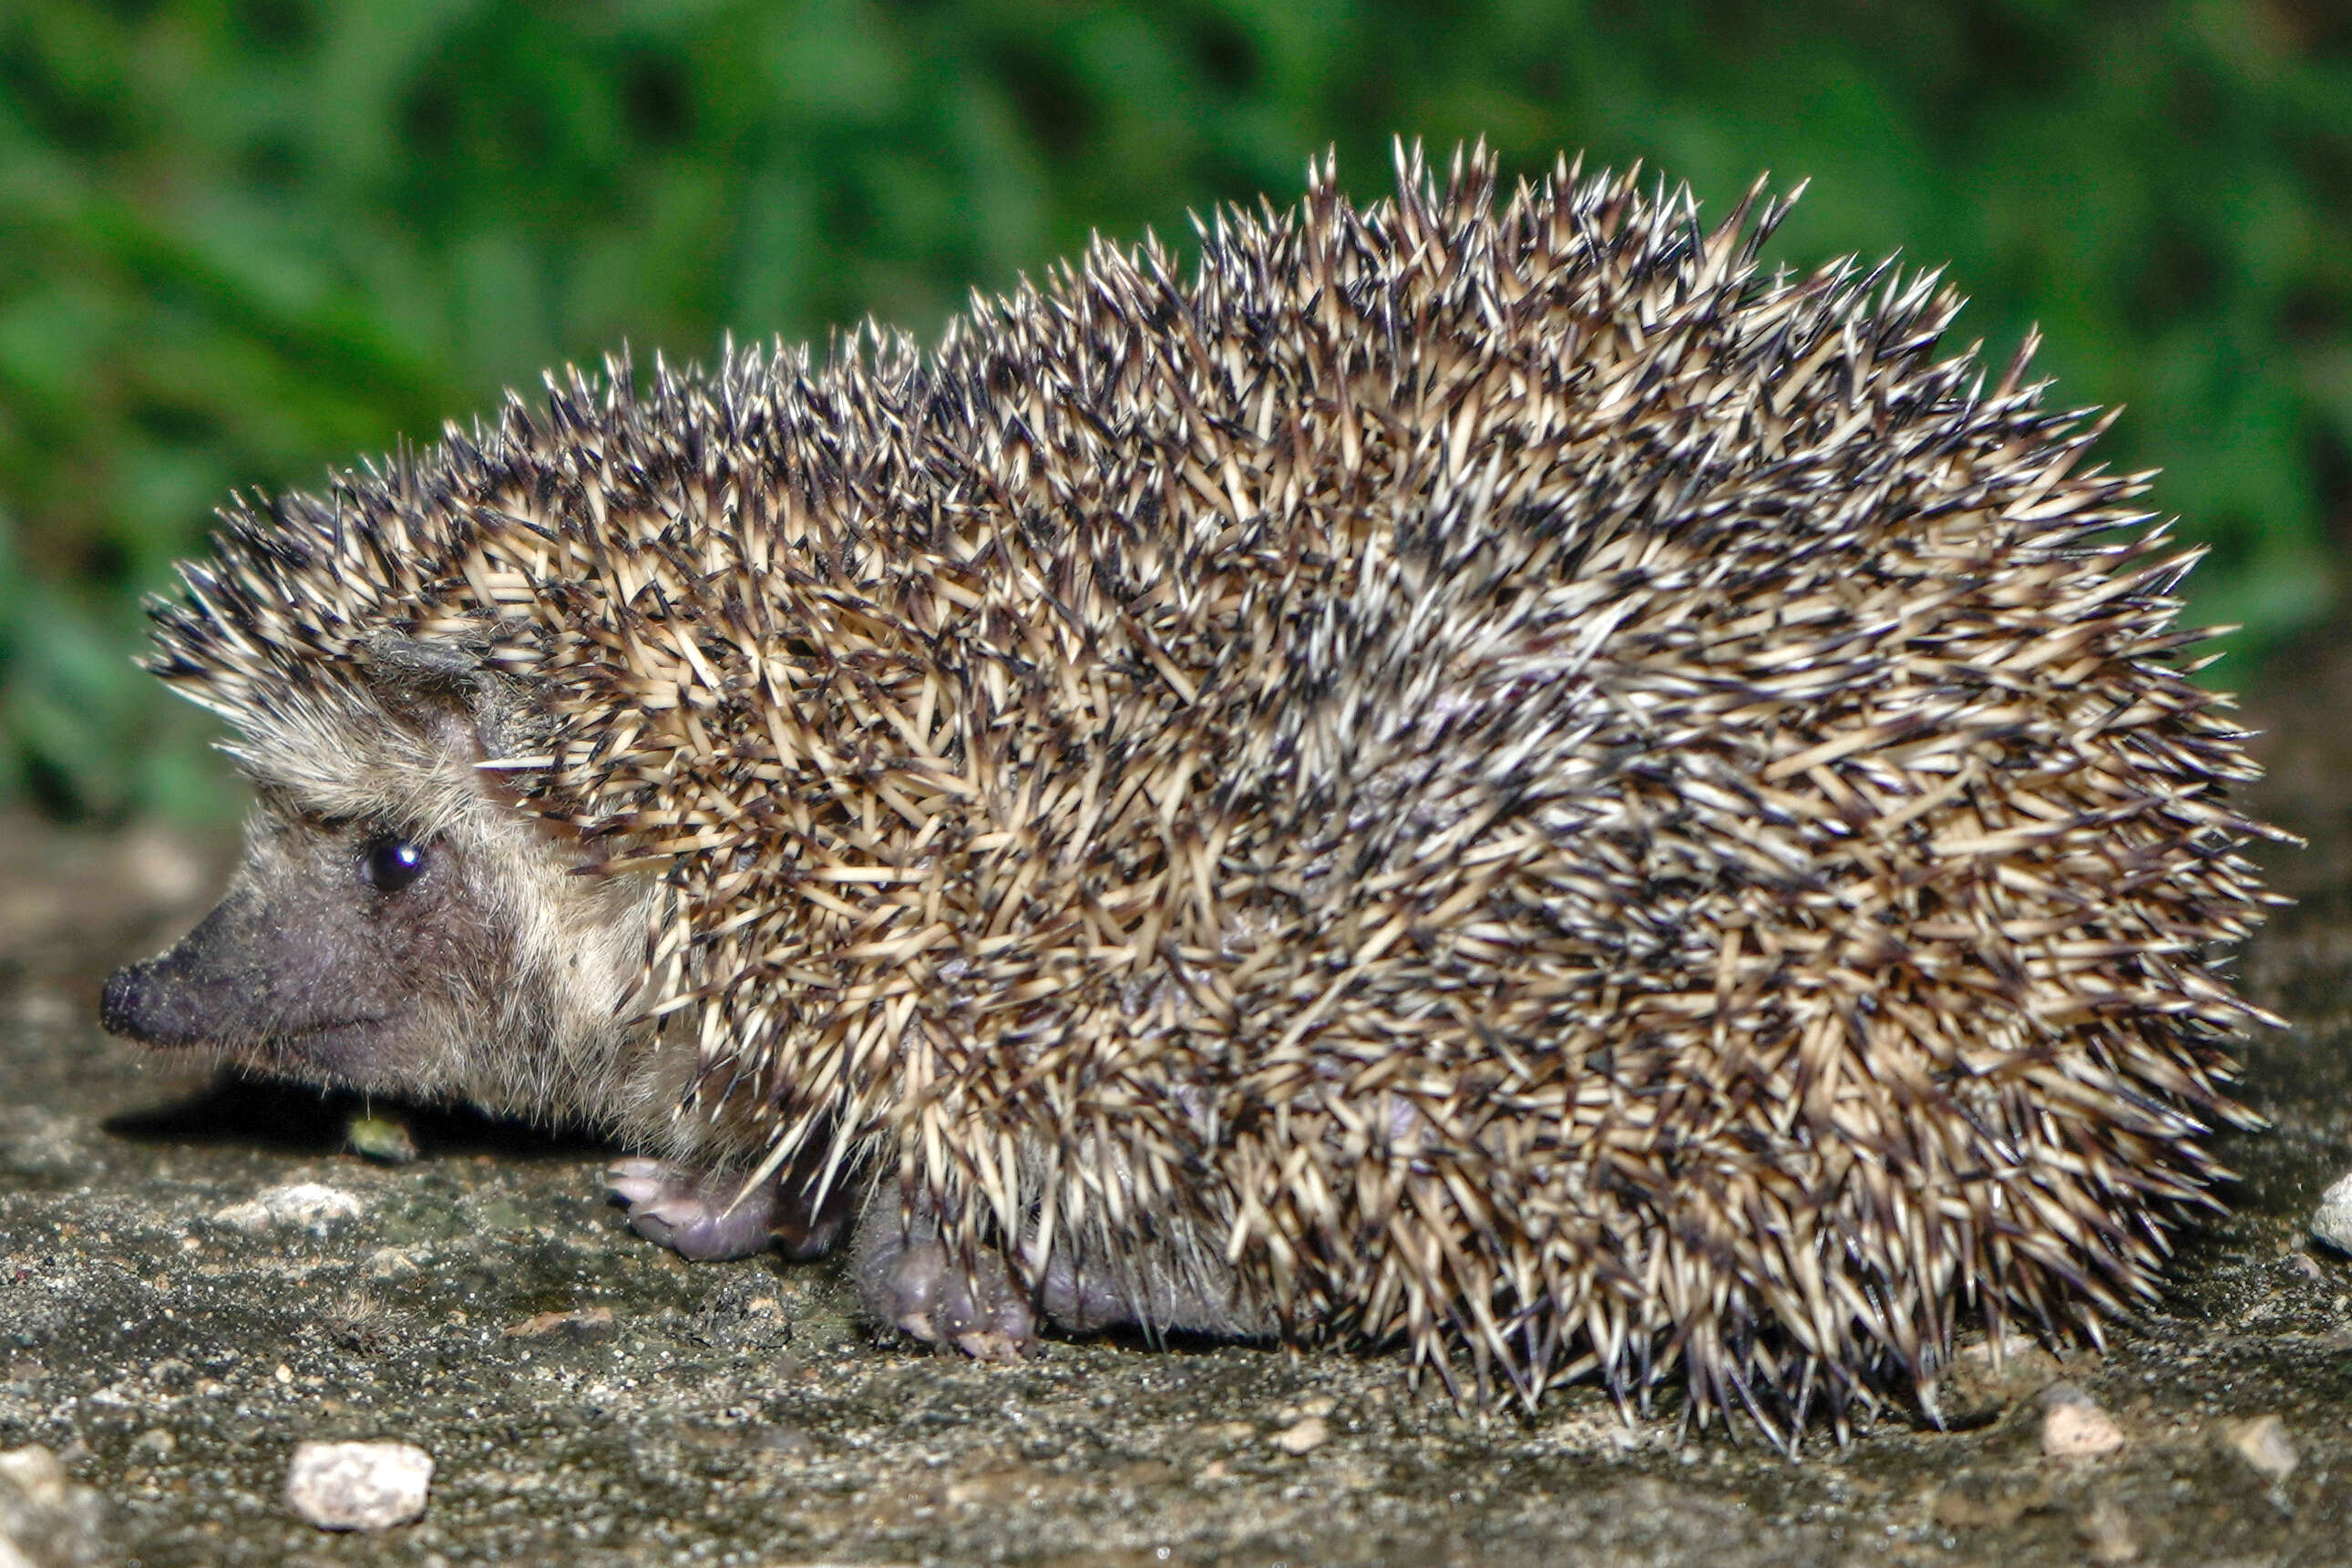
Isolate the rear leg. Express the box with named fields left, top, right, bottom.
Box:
left=852, top=1195, right=1275, bottom=1357
left=852, top=1206, right=1038, bottom=1361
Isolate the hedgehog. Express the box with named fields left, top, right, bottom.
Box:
left=100, top=144, right=2277, bottom=1444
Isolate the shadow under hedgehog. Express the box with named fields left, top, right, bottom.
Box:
left=101, top=144, right=2279, bottom=1448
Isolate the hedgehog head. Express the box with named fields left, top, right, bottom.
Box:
left=101, top=620, right=663, bottom=1132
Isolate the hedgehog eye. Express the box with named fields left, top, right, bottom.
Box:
left=362, top=835, right=429, bottom=894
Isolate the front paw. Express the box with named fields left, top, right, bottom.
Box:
left=853, top=1222, right=1037, bottom=1361
left=607, top=1159, right=781, bottom=1262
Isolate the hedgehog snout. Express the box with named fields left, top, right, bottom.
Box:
left=97, top=865, right=428, bottom=1075
left=102, top=895, right=306, bottom=1050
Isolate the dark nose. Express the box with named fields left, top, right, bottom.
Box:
left=100, top=934, right=242, bottom=1050
left=102, top=957, right=187, bottom=1046
left=98, top=892, right=274, bottom=1049
left=99, top=962, right=139, bottom=1037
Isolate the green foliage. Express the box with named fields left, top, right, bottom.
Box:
left=1, top=0, right=2347, bottom=818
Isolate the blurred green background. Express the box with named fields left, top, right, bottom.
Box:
left=1, top=0, right=2347, bottom=821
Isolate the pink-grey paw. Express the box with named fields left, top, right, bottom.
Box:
left=607, top=1159, right=782, bottom=1262
left=855, top=1228, right=1037, bottom=1361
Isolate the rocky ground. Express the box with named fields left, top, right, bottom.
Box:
left=7, top=647, right=2352, bottom=1566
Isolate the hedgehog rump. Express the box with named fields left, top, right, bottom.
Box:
left=146, top=143, right=2276, bottom=1441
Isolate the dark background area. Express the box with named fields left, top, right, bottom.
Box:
left=2, top=0, right=2347, bottom=822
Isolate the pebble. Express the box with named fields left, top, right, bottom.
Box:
left=2310, top=1171, right=2352, bottom=1255
left=0, top=1444, right=108, bottom=1567
left=2226, top=1414, right=2297, bottom=1481
left=366, top=1246, right=421, bottom=1279
left=501, top=1307, right=615, bottom=1340
left=283, top=1441, right=433, bottom=1531
left=1270, top=1417, right=1329, bottom=1455
left=212, top=1184, right=365, bottom=1235
left=2039, top=1382, right=2124, bottom=1460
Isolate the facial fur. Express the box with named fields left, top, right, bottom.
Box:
left=102, top=644, right=683, bottom=1147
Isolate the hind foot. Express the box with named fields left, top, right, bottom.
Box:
left=852, top=1216, right=1037, bottom=1361
left=608, top=1158, right=856, bottom=1262
left=848, top=1197, right=1279, bottom=1354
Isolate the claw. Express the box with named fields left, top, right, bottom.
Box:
left=951, top=1329, right=1033, bottom=1363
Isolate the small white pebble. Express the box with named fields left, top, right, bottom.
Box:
left=212, top=1184, right=365, bottom=1235
left=209, top=1200, right=272, bottom=1234
left=367, top=1247, right=420, bottom=1279
left=2227, top=1414, right=2297, bottom=1481
left=284, top=1440, right=433, bottom=1531
left=2312, top=1171, right=2352, bottom=1255
left=1270, top=1417, right=1328, bottom=1455
left=500, top=1307, right=614, bottom=1340
left=0, top=1442, right=106, bottom=1565
left=0, top=1443, right=72, bottom=1505
left=2040, top=1383, right=2124, bottom=1460
left=263, top=1184, right=365, bottom=1230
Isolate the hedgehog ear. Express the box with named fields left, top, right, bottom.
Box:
left=356, top=633, right=545, bottom=763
